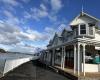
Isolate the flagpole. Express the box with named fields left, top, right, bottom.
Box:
left=81, top=0, right=84, bottom=14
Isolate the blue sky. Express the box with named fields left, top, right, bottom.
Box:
left=0, top=0, right=100, bottom=53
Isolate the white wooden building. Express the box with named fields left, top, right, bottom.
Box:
left=41, top=12, right=100, bottom=76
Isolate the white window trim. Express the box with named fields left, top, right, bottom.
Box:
left=79, top=23, right=87, bottom=35
left=88, top=26, right=95, bottom=36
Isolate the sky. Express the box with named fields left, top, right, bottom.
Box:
left=0, top=0, right=100, bottom=53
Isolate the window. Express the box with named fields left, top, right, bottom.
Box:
left=76, top=27, right=78, bottom=35
left=80, top=24, right=86, bottom=34
left=89, top=27, right=93, bottom=35
left=72, top=25, right=78, bottom=36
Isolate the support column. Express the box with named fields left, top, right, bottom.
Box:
left=74, top=44, right=76, bottom=74
left=48, top=50, right=50, bottom=65
left=52, top=49, right=55, bottom=66
left=44, top=51, right=46, bottom=62
left=83, top=44, right=86, bottom=76
left=45, top=51, right=47, bottom=64
left=61, top=46, right=64, bottom=69
left=63, top=46, right=65, bottom=70
left=77, top=43, right=80, bottom=76
left=50, top=50, right=52, bottom=65
left=46, top=51, right=48, bottom=62
left=78, top=24, right=80, bottom=35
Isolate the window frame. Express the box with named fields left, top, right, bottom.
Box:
left=89, top=26, right=93, bottom=35
left=79, top=24, right=86, bottom=35
left=88, top=23, right=94, bottom=36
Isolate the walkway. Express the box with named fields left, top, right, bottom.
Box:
left=0, top=60, right=69, bottom=80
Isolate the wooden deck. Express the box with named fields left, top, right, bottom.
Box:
left=55, top=66, right=100, bottom=78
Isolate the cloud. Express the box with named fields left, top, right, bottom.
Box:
left=21, top=0, right=30, bottom=3
left=0, top=9, right=50, bottom=52
left=44, top=22, right=69, bottom=40
left=40, top=4, right=47, bottom=11
left=24, top=11, right=32, bottom=19
left=1, top=9, right=68, bottom=45
left=24, top=3, right=48, bottom=21
left=0, top=0, right=19, bottom=6
left=43, top=0, right=49, bottom=3
left=26, top=28, right=48, bottom=41
left=31, top=8, right=48, bottom=20
left=45, top=27, right=55, bottom=34
left=3, top=10, right=14, bottom=18
left=10, top=45, right=42, bottom=53
left=58, top=24, right=67, bottom=31
left=0, top=21, right=20, bottom=45
left=0, top=20, right=49, bottom=46
left=23, top=2, right=62, bottom=22
left=0, top=0, right=66, bottom=53
left=0, top=0, right=23, bottom=13
left=44, top=27, right=56, bottom=40
left=3, top=10, right=20, bottom=25
left=51, top=0, right=63, bottom=12
left=43, top=0, right=63, bottom=12
left=31, top=4, right=48, bottom=20
left=9, top=40, right=43, bottom=53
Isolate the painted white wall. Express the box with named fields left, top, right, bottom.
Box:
left=93, top=32, right=100, bottom=41
left=82, top=63, right=99, bottom=72
left=3, top=57, right=33, bottom=74
left=0, top=59, right=6, bottom=74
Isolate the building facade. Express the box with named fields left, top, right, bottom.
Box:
left=40, top=12, right=100, bottom=76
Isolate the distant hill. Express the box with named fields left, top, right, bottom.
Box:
left=0, top=48, right=6, bottom=53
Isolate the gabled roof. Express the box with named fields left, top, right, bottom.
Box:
left=56, top=32, right=62, bottom=37
left=49, top=39, right=52, bottom=44
left=70, top=12, right=100, bottom=26
left=53, top=32, right=62, bottom=40
left=61, top=28, right=72, bottom=36
left=61, top=28, right=69, bottom=36
left=47, top=33, right=58, bottom=46
left=49, top=32, right=62, bottom=45
left=81, top=12, right=100, bottom=21
left=47, top=39, right=53, bottom=47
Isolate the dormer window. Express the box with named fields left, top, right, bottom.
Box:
left=89, top=26, right=93, bottom=35
left=80, top=24, right=86, bottom=34
left=88, top=23, right=95, bottom=35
